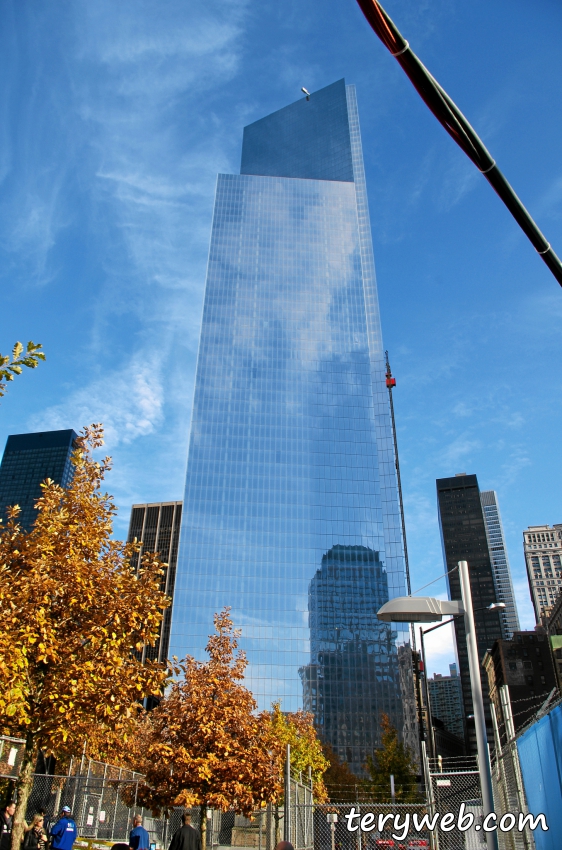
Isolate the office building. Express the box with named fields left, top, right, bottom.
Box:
left=480, top=490, right=520, bottom=639
left=127, top=501, right=182, bottom=664
left=428, top=664, right=464, bottom=741
left=169, top=80, right=412, bottom=767
left=0, top=429, right=77, bottom=530
left=483, top=629, right=557, bottom=742
left=436, top=473, right=503, bottom=754
left=523, top=524, right=562, bottom=622
left=544, top=590, right=562, bottom=694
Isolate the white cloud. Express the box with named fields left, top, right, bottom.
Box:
left=28, top=354, right=165, bottom=450
left=441, top=434, right=481, bottom=467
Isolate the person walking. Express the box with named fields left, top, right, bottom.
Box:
left=23, top=815, right=48, bottom=850
left=0, top=802, right=15, bottom=850
left=168, top=814, right=201, bottom=850
left=129, top=816, right=150, bottom=850
left=49, top=807, right=77, bottom=850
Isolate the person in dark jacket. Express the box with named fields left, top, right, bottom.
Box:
left=49, top=807, right=77, bottom=850
left=168, top=814, right=201, bottom=850
left=23, top=815, right=47, bottom=850
left=0, top=802, right=15, bottom=850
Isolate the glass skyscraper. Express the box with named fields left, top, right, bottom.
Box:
left=480, top=490, right=519, bottom=639
left=170, top=80, right=411, bottom=771
left=0, top=429, right=77, bottom=530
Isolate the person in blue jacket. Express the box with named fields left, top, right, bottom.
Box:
left=129, top=815, right=150, bottom=850
left=50, top=807, right=77, bottom=850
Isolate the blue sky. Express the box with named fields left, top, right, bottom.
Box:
left=1, top=0, right=561, bottom=675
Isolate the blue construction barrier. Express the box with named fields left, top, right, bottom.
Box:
left=516, top=702, right=562, bottom=849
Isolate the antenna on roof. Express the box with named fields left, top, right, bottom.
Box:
left=301, top=87, right=311, bottom=101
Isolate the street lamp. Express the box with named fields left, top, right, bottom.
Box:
left=377, top=561, right=500, bottom=850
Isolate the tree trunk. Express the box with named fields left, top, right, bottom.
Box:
left=12, top=731, right=37, bottom=850
left=200, top=804, right=207, bottom=850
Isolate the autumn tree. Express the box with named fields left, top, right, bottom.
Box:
left=0, top=426, right=169, bottom=849
left=0, top=341, right=45, bottom=399
left=321, top=742, right=361, bottom=802
left=130, top=609, right=283, bottom=850
left=269, top=704, right=328, bottom=801
left=364, top=714, right=422, bottom=802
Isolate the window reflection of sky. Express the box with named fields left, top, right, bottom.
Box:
left=170, top=81, right=409, bottom=738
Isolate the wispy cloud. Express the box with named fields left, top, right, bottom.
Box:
left=7, top=0, right=251, bottom=481
left=29, top=352, right=165, bottom=450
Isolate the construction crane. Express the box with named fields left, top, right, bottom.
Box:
left=355, top=0, right=562, bottom=288
left=384, top=351, right=414, bottom=649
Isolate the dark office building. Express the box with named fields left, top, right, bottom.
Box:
left=127, top=501, right=182, bottom=665
left=483, top=629, right=557, bottom=743
left=300, top=545, right=404, bottom=776
left=0, top=429, right=77, bottom=530
left=436, top=473, right=503, bottom=754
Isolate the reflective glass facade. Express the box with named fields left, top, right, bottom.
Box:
left=480, top=490, right=520, bottom=640
left=0, top=429, right=77, bottom=530
left=170, top=80, right=411, bottom=771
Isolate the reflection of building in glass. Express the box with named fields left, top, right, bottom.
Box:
left=127, top=501, right=183, bottom=664
left=0, top=429, right=77, bottom=530
left=397, top=644, right=422, bottom=764
left=169, top=80, right=410, bottom=736
left=300, top=545, right=403, bottom=775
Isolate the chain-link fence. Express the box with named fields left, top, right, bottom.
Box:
left=0, top=736, right=539, bottom=850
left=0, top=746, right=314, bottom=850
left=16, top=775, right=316, bottom=850
left=313, top=803, right=431, bottom=849
left=491, top=740, right=535, bottom=850
left=424, top=754, right=485, bottom=850
left=0, top=736, right=26, bottom=779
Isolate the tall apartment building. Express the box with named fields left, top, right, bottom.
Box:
left=523, top=524, right=562, bottom=622
left=127, top=501, right=182, bottom=664
left=428, top=663, right=464, bottom=741
left=437, top=473, right=503, bottom=754
left=0, top=429, right=77, bottom=530
left=169, top=80, right=412, bottom=772
left=480, top=490, right=520, bottom=639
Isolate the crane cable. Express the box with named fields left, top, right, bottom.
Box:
left=355, top=0, right=562, bottom=288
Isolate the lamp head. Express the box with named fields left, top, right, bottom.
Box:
left=377, top=596, right=465, bottom=623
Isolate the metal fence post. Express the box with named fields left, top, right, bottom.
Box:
left=283, top=744, right=290, bottom=843
left=421, top=742, right=439, bottom=850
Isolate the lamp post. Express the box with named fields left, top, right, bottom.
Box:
left=418, top=617, right=453, bottom=761
left=457, top=560, right=498, bottom=850
left=377, top=561, right=501, bottom=850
